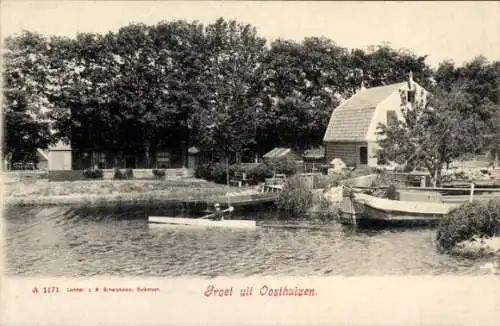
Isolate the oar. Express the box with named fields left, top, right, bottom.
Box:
left=200, top=206, right=234, bottom=219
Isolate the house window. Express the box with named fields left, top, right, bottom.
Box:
left=156, top=152, right=171, bottom=169
left=387, top=110, right=398, bottom=125
left=359, top=147, right=368, bottom=165
left=407, top=90, right=416, bottom=103
left=92, top=152, right=106, bottom=169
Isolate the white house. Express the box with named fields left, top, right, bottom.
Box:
left=323, top=73, right=427, bottom=167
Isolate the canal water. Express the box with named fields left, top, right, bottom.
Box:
left=3, top=205, right=499, bottom=277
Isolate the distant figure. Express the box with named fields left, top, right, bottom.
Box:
left=213, top=203, right=224, bottom=221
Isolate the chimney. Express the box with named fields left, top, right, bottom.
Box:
left=408, top=71, right=414, bottom=90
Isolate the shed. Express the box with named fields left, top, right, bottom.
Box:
left=262, top=147, right=301, bottom=162
left=303, top=146, right=325, bottom=172
left=47, top=140, right=72, bottom=170
left=187, top=146, right=200, bottom=170
left=263, top=147, right=303, bottom=174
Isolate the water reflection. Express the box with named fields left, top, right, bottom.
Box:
left=3, top=205, right=499, bottom=277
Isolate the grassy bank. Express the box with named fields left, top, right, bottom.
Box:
left=3, top=179, right=258, bottom=206
left=436, top=199, right=500, bottom=257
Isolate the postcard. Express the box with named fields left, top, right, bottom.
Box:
left=1, top=1, right=499, bottom=325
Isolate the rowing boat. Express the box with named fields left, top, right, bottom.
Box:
left=148, top=216, right=257, bottom=229
left=148, top=206, right=256, bottom=229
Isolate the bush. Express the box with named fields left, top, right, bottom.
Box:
left=113, top=168, right=124, bottom=180
left=195, top=162, right=228, bottom=184
left=113, top=168, right=134, bottom=180
left=152, top=169, right=166, bottom=179
left=313, top=195, right=342, bottom=221
left=238, top=163, right=273, bottom=184
left=313, top=174, right=341, bottom=189
left=197, top=162, right=274, bottom=185
left=267, top=158, right=297, bottom=176
left=276, top=175, right=314, bottom=216
left=436, top=200, right=500, bottom=252
left=194, top=162, right=210, bottom=179
left=82, top=168, right=103, bottom=179
left=125, top=168, right=134, bottom=179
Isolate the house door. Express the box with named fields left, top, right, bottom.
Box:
left=359, top=147, right=368, bottom=165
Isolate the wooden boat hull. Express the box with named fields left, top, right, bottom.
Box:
left=339, top=192, right=460, bottom=227
left=148, top=216, right=257, bottom=229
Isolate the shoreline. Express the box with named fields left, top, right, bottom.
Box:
left=2, top=178, right=272, bottom=207
left=450, top=236, right=500, bottom=258
left=3, top=190, right=277, bottom=207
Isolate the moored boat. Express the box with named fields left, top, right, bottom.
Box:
left=339, top=188, right=461, bottom=226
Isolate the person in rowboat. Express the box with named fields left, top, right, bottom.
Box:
left=213, top=203, right=224, bottom=221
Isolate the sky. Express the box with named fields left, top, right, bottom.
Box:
left=1, top=1, right=499, bottom=68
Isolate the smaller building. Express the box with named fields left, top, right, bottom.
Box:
left=303, top=147, right=325, bottom=172
left=47, top=141, right=72, bottom=171
left=36, top=148, right=49, bottom=170
left=263, top=147, right=303, bottom=174
left=262, top=147, right=301, bottom=162
left=187, top=146, right=200, bottom=170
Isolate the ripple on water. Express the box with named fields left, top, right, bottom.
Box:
left=3, top=205, right=497, bottom=277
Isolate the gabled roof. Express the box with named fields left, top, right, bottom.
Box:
left=36, top=148, right=49, bottom=161
left=263, top=147, right=292, bottom=159
left=49, top=140, right=71, bottom=151
left=323, top=82, right=407, bottom=142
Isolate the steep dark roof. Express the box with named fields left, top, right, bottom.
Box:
left=323, top=82, right=406, bottom=142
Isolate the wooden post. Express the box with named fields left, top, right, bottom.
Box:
left=226, top=156, right=229, bottom=187
left=349, top=191, right=357, bottom=226
left=469, top=182, right=475, bottom=203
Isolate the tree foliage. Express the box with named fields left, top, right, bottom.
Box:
left=377, top=81, right=498, bottom=186
left=3, top=18, right=498, bottom=170
left=3, top=31, right=55, bottom=163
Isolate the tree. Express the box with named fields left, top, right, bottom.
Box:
left=259, top=37, right=348, bottom=151
left=488, top=110, right=500, bottom=166
left=377, top=84, right=485, bottom=187
left=150, top=20, right=211, bottom=164
left=435, top=57, right=500, bottom=161
left=345, top=43, right=434, bottom=95
left=48, top=31, right=123, bottom=166
left=2, top=31, right=55, bottom=165
left=199, top=18, right=267, bottom=161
